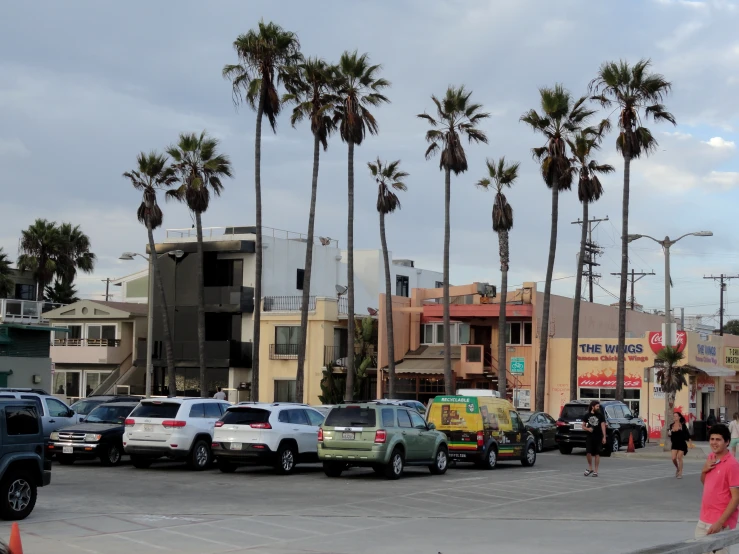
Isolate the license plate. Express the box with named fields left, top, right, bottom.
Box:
left=573, top=422, right=583, bottom=430
left=450, top=452, right=466, bottom=458
left=63, top=446, right=73, bottom=454
left=144, top=425, right=153, bottom=432
left=230, top=443, right=242, bottom=450
left=342, top=432, right=354, bottom=440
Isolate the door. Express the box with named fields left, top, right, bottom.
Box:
left=304, top=409, right=325, bottom=457
left=410, top=410, right=436, bottom=460
left=396, top=409, right=420, bottom=460
left=287, top=409, right=315, bottom=454
left=43, top=397, right=75, bottom=436
left=508, top=411, right=525, bottom=458
left=604, top=404, right=624, bottom=446
left=83, top=371, right=113, bottom=398
left=203, top=402, right=223, bottom=438
left=53, top=371, right=82, bottom=401
left=619, top=404, right=637, bottom=443
left=542, top=414, right=558, bottom=447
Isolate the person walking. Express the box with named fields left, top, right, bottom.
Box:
left=668, top=412, right=691, bottom=479
left=213, top=387, right=226, bottom=401
left=583, top=400, right=606, bottom=477
left=696, top=423, right=739, bottom=552
left=729, top=413, right=739, bottom=459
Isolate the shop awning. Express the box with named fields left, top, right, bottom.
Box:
left=695, top=365, right=736, bottom=377
left=394, top=358, right=445, bottom=375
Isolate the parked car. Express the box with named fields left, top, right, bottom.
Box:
left=123, top=398, right=230, bottom=470
left=426, top=393, right=536, bottom=469
left=48, top=402, right=138, bottom=466
left=374, top=399, right=427, bottom=415
left=0, top=399, right=52, bottom=520
left=69, top=396, right=140, bottom=417
left=319, top=402, right=448, bottom=479
left=555, top=400, right=648, bottom=456
left=212, top=403, right=326, bottom=474
left=0, top=391, right=77, bottom=438
left=520, top=411, right=557, bottom=452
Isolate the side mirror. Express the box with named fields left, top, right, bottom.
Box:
left=427, top=422, right=436, bottom=430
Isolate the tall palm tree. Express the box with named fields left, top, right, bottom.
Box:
left=567, top=131, right=613, bottom=401
left=166, top=132, right=233, bottom=397
left=521, top=85, right=594, bottom=412
left=282, top=57, right=337, bottom=402
left=223, top=21, right=301, bottom=402
left=123, top=151, right=178, bottom=396
left=476, top=157, right=519, bottom=398
left=44, top=279, right=79, bottom=304
left=18, top=219, right=62, bottom=301
left=334, top=51, right=390, bottom=401
left=590, top=60, right=675, bottom=401
left=655, top=346, right=695, bottom=451
left=369, top=158, right=408, bottom=399
left=419, top=86, right=489, bottom=394
left=0, top=248, right=13, bottom=298
left=55, top=223, right=96, bottom=285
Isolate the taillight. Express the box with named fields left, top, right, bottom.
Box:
left=556, top=421, right=569, bottom=427
left=318, top=428, right=324, bottom=442
left=212, top=442, right=219, bottom=448
left=250, top=422, right=272, bottom=429
left=162, top=420, right=187, bottom=428
left=477, top=432, right=484, bottom=447
left=215, top=421, right=224, bottom=428
left=375, top=429, right=387, bottom=443
left=125, top=419, right=135, bottom=426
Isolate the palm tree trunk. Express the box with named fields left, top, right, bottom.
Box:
left=662, top=390, right=672, bottom=452
left=443, top=166, right=452, bottom=395
left=296, top=133, right=321, bottom=403
left=380, top=211, right=396, bottom=398
left=146, top=223, right=176, bottom=396
left=195, top=211, right=207, bottom=398
left=497, top=229, right=509, bottom=399
left=344, top=140, right=356, bottom=401
left=536, top=183, right=559, bottom=412
left=570, top=201, right=588, bottom=401
left=616, top=155, right=631, bottom=402
left=252, top=82, right=266, bottom=402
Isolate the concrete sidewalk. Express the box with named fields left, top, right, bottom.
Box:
left=613, top=441, right=712, bottom=460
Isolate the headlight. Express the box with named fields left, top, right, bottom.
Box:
left=84, top=434, right=102, bottom=442
left=50, top=432, right=59, bottom=441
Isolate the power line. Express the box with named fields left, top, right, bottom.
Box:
left=572, top=215, right=608, bottom=302
left=704, top=274, right=739, bottom=336
left=610, top=268, right=656, bottom=310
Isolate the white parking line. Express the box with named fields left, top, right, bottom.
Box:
left=159, top=527, right=241, bottom=548
left=116, top=534, right=172, bottom=551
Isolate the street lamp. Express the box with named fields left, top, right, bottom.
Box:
left=120, top=249, right=183, bottom=397
left=626, top=232, right=712, bottom=348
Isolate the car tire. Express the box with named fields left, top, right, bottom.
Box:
left=217, top=459, right=237, bottom=473
left=0, top=473, right=37, bottom=521
left=536, top=436, right=544, bottom=453
left=100, top=444, right=123, bottom=467
left=612, top=434, right=621, bottom=453
left=188, top=440, right=212, bottom=471
left=384, top=448, right=404, bottom=480
left=57, top=454, right=76, bottom=465
left=131, top=456, right=153, bottom=469
left=637, top=430, right=647, bottom=449
left=429, top=445, right=449, bottom=475
left=558, top=445, right=573, bottom=455
left=323, top=462, right=344, bottom=478
left=274, top=443, right=298, bottom=475
left=521, top=443, right=537, bottom=467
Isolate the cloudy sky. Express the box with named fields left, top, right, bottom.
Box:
left=1, top=0, right=738, bottom=326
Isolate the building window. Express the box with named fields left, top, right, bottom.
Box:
left=275, top=326, right=300, bottom=357
left=435, top=281, right=443, bottom=289
left=87, top=324, right=116, bottom=345
left=274, top=380, right=296, bottom=402
left=296, top=269, right=305, bottom=291
left=421, top=322, right=469, bottom=346
left=14, top=284, right=35, bottom=300
left=506, top=322, right=532, bottom=345
left=396, top=275, right=409, bottom=297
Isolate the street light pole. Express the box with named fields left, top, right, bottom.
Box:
left=145, top=254, right=154, bottom=398
left=664, top=240, right=671, bottom=349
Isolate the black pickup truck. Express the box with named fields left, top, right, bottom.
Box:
left=0, top=399, right=51, bottom=520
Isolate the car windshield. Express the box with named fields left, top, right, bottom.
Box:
left=129, top=402, right=180, bottom=419
left=560, top=405, right=590, bottom=420
left=70, top=400, right=102, bottom=416
left=86, top=405, right=133, bottom=424
left=520, top=412, right=533, bottom=423
left=324, top=406, right=377, bottom=427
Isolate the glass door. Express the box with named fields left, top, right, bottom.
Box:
left=53, top=370, right=82, bottom=401
left=83, top=371, right=113, bottom=397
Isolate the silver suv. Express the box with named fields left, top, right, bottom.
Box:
left=0, top=390, right=77, bottom=439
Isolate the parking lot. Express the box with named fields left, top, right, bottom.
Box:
left=0, top=449, right=708, bottom=554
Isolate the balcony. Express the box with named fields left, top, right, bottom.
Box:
left=263, top=296, right=315, bottom=312
left=324, top=345, right=348, bottom=367
left=51, top=338, right=129, bottom=365
left=139, top=339, right=251, bottom=368
left=0, top=299, right=64, bottom=325
left=269, top=343, right=299, bottom=360
left=204, top=286, right=254, bottom=313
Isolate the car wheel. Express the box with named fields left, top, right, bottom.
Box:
left=323, top=462, right=344, bottom=478
left=57, top=454, right=76, bottom=465
left=522, top=443, right=537, bottom=467
left=188, top=440, right=212, bottom=471
left=275, top=443, right=297, bottom=475
left=217, top=459, right=237, bottom=473
left=100, top=444, right=122, bottom=467
left=638, top=430, right=647, bottom=449
left=483, top=445, right=497, bottom=470
left=612, top=434, right=621, bottom=453
left=0, top=473, right=37, bottom=521
left=131, top=456, right=153, bottom=469
left=536, top=436, right=544, bottom=453
left=384, top=448, right=404, bottom=480
left=429, top=445, right=449, bottom=475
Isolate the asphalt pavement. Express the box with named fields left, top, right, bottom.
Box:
left=0, top=449, right=710, bottom=554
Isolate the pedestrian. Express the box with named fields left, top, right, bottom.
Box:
left=668, top=412, right=691, bottom=479
left=213, top=387, right=226, bottom=401
left=583, top=400, right=606, bottom=477
left=696, top=423, right=739, bottom=552
left=730, top=413, right=739, bottom=459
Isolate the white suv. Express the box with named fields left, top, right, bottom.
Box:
left=124, top=397, right=230, bottom=470
left=212, top=402, right=325, bottom=474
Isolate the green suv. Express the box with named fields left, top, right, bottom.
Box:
left=318, top=402, right=448, bottom=479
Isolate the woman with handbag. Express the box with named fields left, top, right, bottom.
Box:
left=668, top=412, right=691, bottom=479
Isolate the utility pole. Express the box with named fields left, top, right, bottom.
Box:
left=571, top=216, right=608, bottom=302
left=101, top=278, right=112, bottom=301
left=610, top=268, right=655, bottom=310
left=703, top=274, right=739, bottom=335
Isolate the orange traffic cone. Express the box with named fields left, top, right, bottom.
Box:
left=9, top=522, right=23, bottom=554
left=627, top=433, right=635, bottom=453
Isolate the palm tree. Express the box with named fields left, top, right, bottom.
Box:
left=655, top=346, right=695, bottom=451
left=419, top=86, right=489, bottom=394
left=223, top=21, right=301, bottom=402
left=590, top=60, right=675, bottom=401
left=521, top=85, right=594, bottom=411
left=334, top=51, right=390, bottom=401
left=44, top=279, right=79, bottom=304
left=567, top=131, right=613, bottom=401
left=369, top=158, right=408, bottom=399
left=55, top=223, right=96, bottom=285
left=166, top=132, right=233, bottom=397
left=0, top=248, right=13, bottom=298
left=476, top=157, right=519, bottom=398
left=18, top=219, right=62, bottom=301
left=123, top=151, right=178, bottom=396
left=282, top=58, right=337, bottom=403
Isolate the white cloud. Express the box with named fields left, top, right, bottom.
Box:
left=0, top=138, right=30, bottom=158
left=657, top=21, right=705, bottom=51
left=704, top=171, right=739, bottom=189
left=663, top=130, right=693, bottom=139
left=702, top=136, right=736, bottom=149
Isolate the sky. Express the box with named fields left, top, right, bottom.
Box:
left=1, top=0, right=738, bottom=327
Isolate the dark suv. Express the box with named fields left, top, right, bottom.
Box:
left=0, top=399, right=52, bottom=520
left=555, top=400, right=648, bottom=456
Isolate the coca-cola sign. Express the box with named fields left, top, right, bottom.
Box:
left=648, top=331, right=687, bottom=354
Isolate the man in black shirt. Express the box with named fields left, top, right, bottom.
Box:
left=584, top=400, right=607, bottom=477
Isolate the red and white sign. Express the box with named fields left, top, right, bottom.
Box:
left=648, top=331, right=687, bottom=354
left=578, top=371, right=642, bottom=389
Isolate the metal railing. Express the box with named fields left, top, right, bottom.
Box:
left=628, top=528, right=739, bottom=553
left=324, top=345, right=347, bottom=367
left=53, top=338, right=122, bottom=347
left=165, top=225, right=339, bottom=247
left=0, top=299, right=64, bottom=325
left=338, top=297, right=348, bottom=315
left=264, top=296, right=315, bottom=312
left=269, top=343, right=299, bottom=360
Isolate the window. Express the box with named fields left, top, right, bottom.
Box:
left=397, top=410, right=412, bottom=428
left=20, top=396, right=43, bottom=415
left=275, top=326, right=300, bottom=356
left=86, top=405, right=132, bottom=424
left=396, top=275, right=409, bottom=297
left=409, top=411, right=426, bottom=429
left=204, top=403, right=222, bottom=419
left=130, top=402, right=180, bottom=419
left=621, top=406, right=634, bottom=419
left=221, top=407, right=270, bottom=425
left=296, top=269, right=305, bottom=291
left=87, top=324, right=116, bottom=344
left=506, top=322, right=533, bottom=345
left=5, top=406, right=39, bottom=435
left=14, top=284, right=35, bottom=300
left=46, top=398, right=70, bottom=417
left=306, top=409, right=325, bottom=426
left=545, top=414, right=556, bottom=425
left=287, top=409, right=309, bottom=425
left=435, top=324, right=444, bottom=344
left=560, top=404, right=589, bottom=420
left=421, top=322, right=470, bottom=346
left=325, top=407, right=376, bottom=427
left=381, top=408, right=395, bottom=428
left=435, top=281, right=443, bottom=289
left=604, top=405, right=618, bottom=419
left=509, top=411, right=523, bottom=432
left=189, top=404, right=206, bottom=418
left=274, top=380, right=297, bottom=403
